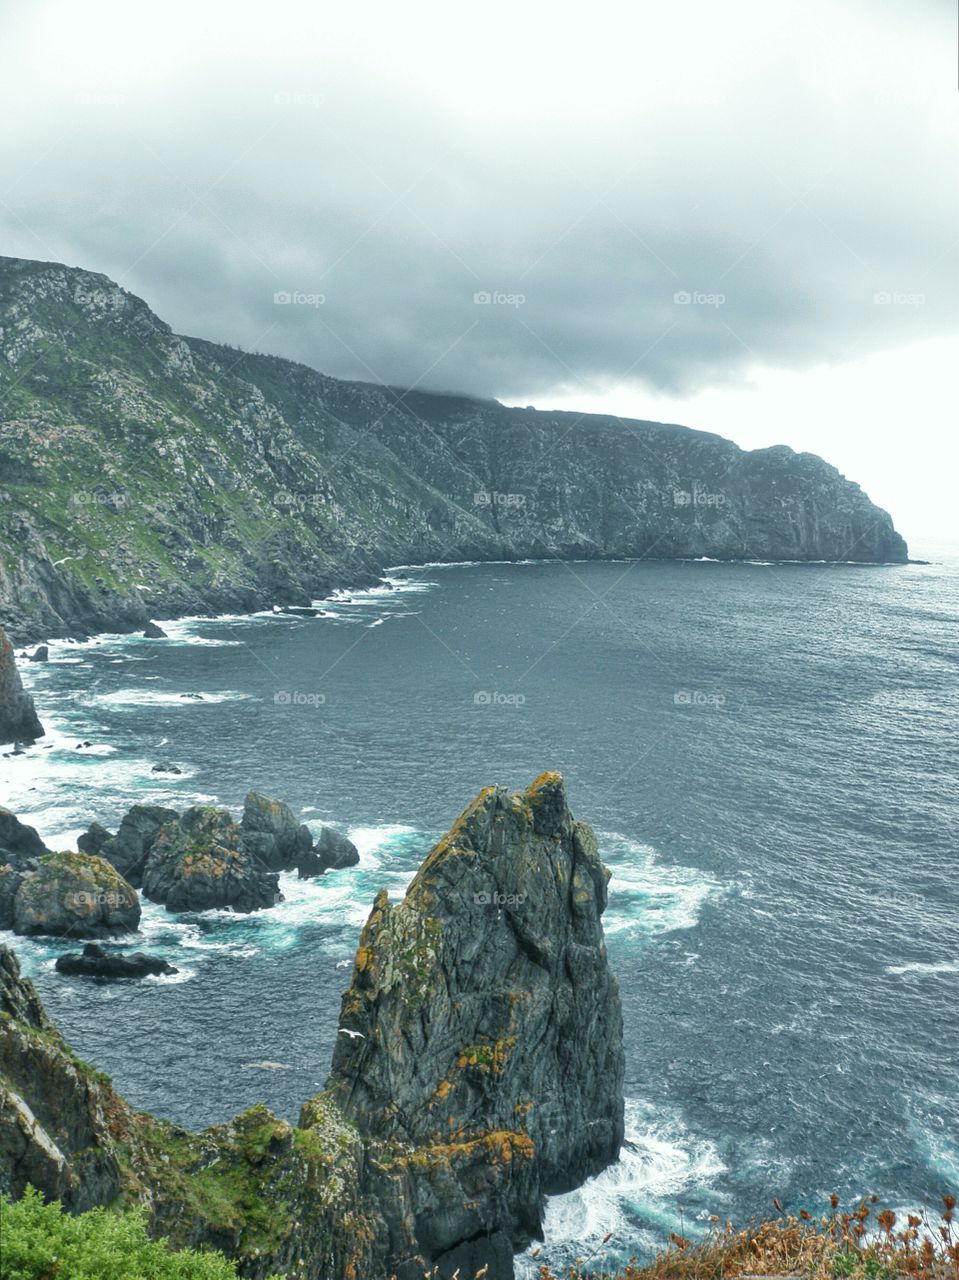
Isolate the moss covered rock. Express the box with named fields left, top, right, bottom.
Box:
left=12, top=851, right=140, bottom=938
left=142, top=807, right=282, bottom=913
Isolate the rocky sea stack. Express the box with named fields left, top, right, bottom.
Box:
left=0, top=774, right=622, bottom=1279
left=0, top=255, right=908, bottom=644
left=0, top=627, right=44, bottom=744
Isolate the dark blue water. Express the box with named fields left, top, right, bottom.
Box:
left=3, top=548, right=957, bottom=1267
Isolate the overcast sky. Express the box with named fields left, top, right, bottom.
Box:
left=1, top=0, right=956, bottom=541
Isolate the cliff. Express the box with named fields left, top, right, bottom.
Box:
left=0, top=774, right=623, bottom=1280
left=0, top=627, right=44, bottom=743
left=0, top=256, right=908, bottom=643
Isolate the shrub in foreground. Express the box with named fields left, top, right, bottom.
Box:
left=0, top=1187, right=243, bottom=1280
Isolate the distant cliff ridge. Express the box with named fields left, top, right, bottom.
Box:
left=0, top=255, right=908, bottom=642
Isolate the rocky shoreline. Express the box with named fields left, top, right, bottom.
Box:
left=0, top=773, right=624, bottom=1280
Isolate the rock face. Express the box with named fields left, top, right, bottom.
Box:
left=239, top=790, right=313, bottom=871
left=141, top=807, right=282, bottom=913
left=10, top=852, right=140, bottom=939
left=55, top=942, right=178, bottom=979
left=0, top=255, right=909, bottom=644
left=0, top=628, right=44, bottom=743
left=328, top=772, right=624, bottom=1274
left=81, top=803, right=179, bottom=886
left=297, top=824, right=359, bottom=877
left=0, top=774, right=623, bottom=1279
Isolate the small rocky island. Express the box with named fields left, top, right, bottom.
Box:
left=0, top=774, right=624, bottom=1280
left=0, top=790, right=359, bottom=939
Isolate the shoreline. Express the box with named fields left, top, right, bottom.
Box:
left=8, top=551, right=920, bottom=650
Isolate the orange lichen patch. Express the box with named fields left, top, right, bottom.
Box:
left=455, top=1037, right=516, bottom=1074
left=354, top=946, right=371, bottom=973
left=402, top=1128, right=536, bottom=1171
left=433, top=1079, right=451, bottom=1101
left=526, top=770, right=563, bottom=797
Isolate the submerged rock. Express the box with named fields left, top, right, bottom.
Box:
left=295, top=823, right=359, bottom=877
left=142, top=806, right=282, bottom=913
left=11, top=852, right=140, bottom=939
left=55, top=942, right=178, bottom=979
left=150, top=761, right=182, bottom=774
left=0, top=628, right=43, bottom=745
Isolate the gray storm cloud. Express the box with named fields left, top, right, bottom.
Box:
left=0, top=0, right=955, bottom=402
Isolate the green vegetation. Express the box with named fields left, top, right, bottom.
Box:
left=0, top=1187, right=253, bottom=1279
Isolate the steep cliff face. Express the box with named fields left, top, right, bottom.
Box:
left=0, top=627, right=44, bottom=742
left=0, top=256, right=907, bottom=642
left=0, top=775, right=622, bottom=1279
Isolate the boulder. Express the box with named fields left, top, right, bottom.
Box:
left=142, top=622, right=167, bottom=638
left=0, top=627, right=44, bottom=745
left=240, top=790, right=312, bottom=871
left=297, top=824, right=359, bottom=877
left=12, top=852, right=140, bottom=939
left=28, top=645, right=49, bottom=662
left=0, top=807, right=48, bottom=869
left=142, top=807, right=282, bottom=913
left=0, top=865, right=24, bottom=930
left=96, top=804, right=179, bottom=886
left=77, top=821, right=112, bottom=858
left=55, top=942, right=178, bottom=979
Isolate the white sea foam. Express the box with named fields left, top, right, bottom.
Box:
left=92, top=688, right=251, bottom=708
left=517, top=1098, right=726, bottom=1276
left=885, top=959, right=959, bottom=977
left=600, top=832, right=718, bottom=940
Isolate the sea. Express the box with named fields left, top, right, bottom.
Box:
left=2, top=543, right=957, bottom=1272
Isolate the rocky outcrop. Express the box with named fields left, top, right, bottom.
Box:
left=297, top=824, right=359, bottom=877
left=79, top=803, right=178, bottom=887
left=141, top=807, right=282, bottom=913
left=54, top=942, right=178, bottom=979
left=0, top=256, right=909, bottom=644
left=10, top=852, right=140, bottom=939
left=239, top=790, right=313, bottom=872
left=328, top=772, right=624, bottom=1274
left=0, top=628, right=44, bottom=743
left=0, top=774, right=623, bottom=1279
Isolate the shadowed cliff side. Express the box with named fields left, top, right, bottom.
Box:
left=0, top=774, right=622, bottom=1280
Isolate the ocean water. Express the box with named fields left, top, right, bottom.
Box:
left=3, top=546, right=958, bottom=1270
